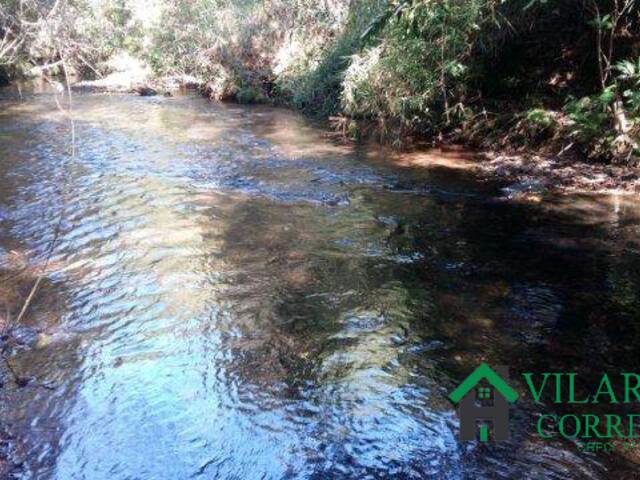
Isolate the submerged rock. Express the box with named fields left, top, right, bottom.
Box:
left=133, top=85, right=157, bottom=96
left=375, top=215, right=401, bottom=229
left=8, top=325, right=40, bottom=347
left=323, top=193, right=350, bottom=207
left=501, top=178, right=549, bottom=202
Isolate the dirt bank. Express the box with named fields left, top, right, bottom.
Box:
left=380, top=146, right=640, bottom=199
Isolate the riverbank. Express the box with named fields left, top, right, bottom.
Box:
left=69, top=53, right=199, bottom=96
left=74, top=75, right=640, bottom=198
left=3, top=70, right=623, bottom=198
left=386, top=146, right=640, bottom=199
left=3, top=0, right=639, bottom=166
left=5, top=72, right=640, bottom=198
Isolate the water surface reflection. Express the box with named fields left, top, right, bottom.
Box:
left=0, top=89, right=639, bottom=479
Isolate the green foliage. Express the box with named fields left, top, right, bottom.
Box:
left=0, top=0, right=145, bottom=78
left=339, top=0, right=497, bottom=139
left=148, top=0, right=298, bottom=100
left=617, top=59, right=640, bottom=115
left=274, top=35, right=357, bottom=115
left=526, top=109, right=556, bottom=129
left=564, top=61, right=640, bottom=160
left=269, top=0, right=380, bottom=116
left=236, top=86, right=266, bottom=104
left=564, top=90, right=615, bottom=144
left=96, top=0, right=144, bottom=56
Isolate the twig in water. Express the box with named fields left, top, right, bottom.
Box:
left=557, top=142, right=574, bottom=158
left=6, top=54, right=74, bottom=332
left=0, top=52, right=76, bottom=392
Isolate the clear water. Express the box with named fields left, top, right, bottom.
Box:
left=1, top=89, right=639, bottom=479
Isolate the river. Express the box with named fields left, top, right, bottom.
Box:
left=0, top=87, right=639, bottom=479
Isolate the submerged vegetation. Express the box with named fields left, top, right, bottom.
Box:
left=1, top=0, right=639, bottom=162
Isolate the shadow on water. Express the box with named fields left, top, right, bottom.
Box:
left=0, top=86, right=639, bottom=478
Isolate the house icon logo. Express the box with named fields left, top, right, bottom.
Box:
left=448, top=363, right=519, bottom=442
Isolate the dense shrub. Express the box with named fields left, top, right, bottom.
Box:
left=341, top=0, right=495, bottom=142
left=0, top=0, right=144, bottom=78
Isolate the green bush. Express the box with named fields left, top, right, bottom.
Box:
left=340, top=0, right=500, bottom=140
left=564, top=61, right=640, bottom=160
left=236, top=86, right=266, bottom=104
left=565, top=90, right=615, bottom=145
left=270, top=0, right=377, bottom=116
left=526, top=109, right=556, bottom=129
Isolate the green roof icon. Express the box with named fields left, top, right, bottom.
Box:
left=449, top=363, right=519, bottom=403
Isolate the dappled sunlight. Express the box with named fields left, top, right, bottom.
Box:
left=1, top=83, right=640, bottom=478
left=245, top=107, right=353, bottom=159
left=380, top=146, right=481, bottom=172
left=538, top=193, right=640, bottom=226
